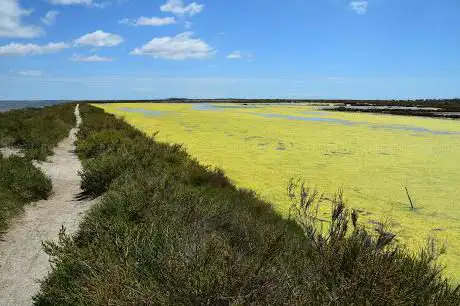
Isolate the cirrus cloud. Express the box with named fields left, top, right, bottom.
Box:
left=41, top=10, right=59, bottom=25
left=17, top=70, right=43, bottom=77
left=119, top=16, right=176, bottom=26
left=47, top=0, right=116, bottom=8
left=350, top=1, right=368, bottom=14
left=227, top=50, right=242, bottom=59
left=130, top=32, right=213, bottom=60
left=75, top=30, right=123, bottom=47
left=48, top=0, right=92, bottom=5
left=0, top=42, right=70, bottom=56
left=160, top=0, right=203, bottom=16
left=70, top=54, right=114, bottom=62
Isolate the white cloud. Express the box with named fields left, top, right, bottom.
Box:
left=119, top=16, right=176, bottom=26
left=75, top=30, right=123, bottom=47
left=48, top=0, right=114, bottom=8
left=70, top=54, right=114, bottom=62
left=227, top=50, right=242, bottom=59
left=0, top=42, right=70, bottom=56
left=92, top=1, right=111, bottom=8
left=41, top=10, right=59, bottom=25
left=0, top=0, right=44, bottom=38
left=350, top=1, right=368, bottom=14
left=18, top=70, right=43, bottom=77
left=130, top=32, right=213, bottom=60
left=160, top=0, right=203, bottom=16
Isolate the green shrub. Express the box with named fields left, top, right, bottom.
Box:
left=0, top=156, right=52, bottom=202
left=79, top=152, right=135, bottom=197
left=0, top=103, right=75, bottom=161
left=0, top=187, right=23, bottom=235
left=0, top=156, right=52, bottom=233
left=76, top=130, right=130, bottom=160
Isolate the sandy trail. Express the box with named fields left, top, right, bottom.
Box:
left=0, top=105, right=96, bottom=305
left=0, top=148, right=24, bottom=159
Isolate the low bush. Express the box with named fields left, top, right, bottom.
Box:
left=35, top=104, right=460, bottom=305
left=0, top=155, right=53, bottom=233
left=0, top=103, right=75, bottom=160
left=0, top=155, right=52, bottom=202
left=0, top=186, right=23, bottom=236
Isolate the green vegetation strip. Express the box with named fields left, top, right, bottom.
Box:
left=0, top=104, right=76, bottom=161
left=0, top=104, right=75, bottom=234
left=35, top=104, right=460, bottom=305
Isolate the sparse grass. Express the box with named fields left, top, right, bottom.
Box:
left=0, top=103, right=75, bottom=235
left=34, top=104, right=460, bottom=305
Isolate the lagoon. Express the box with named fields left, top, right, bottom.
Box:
left=99, top=102, right=460, bottom=279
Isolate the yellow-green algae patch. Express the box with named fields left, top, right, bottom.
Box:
left=98, top=103, right=460, bottom=279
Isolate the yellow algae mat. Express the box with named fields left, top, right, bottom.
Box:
left=98, top=103, right=460, bottom=279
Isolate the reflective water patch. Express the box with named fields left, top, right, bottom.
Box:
left=118, top=108, right=164, bottom=116
left=370, top=123, right=460, bottom=135
left=192, top=103, right=260, bottom=111
left=254, top=113, right=460, bottom=135
left=255, top=113, right=354, bottom=125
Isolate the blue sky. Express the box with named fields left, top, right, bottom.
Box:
left=0, top=0, right=459, bottom=100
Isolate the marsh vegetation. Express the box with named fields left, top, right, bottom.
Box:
left=35, top=104, right=460, bottom=304
left=100, top=102, right=460, bottom=279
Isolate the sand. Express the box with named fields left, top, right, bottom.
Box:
left=0, top=147, right=24, bottom=158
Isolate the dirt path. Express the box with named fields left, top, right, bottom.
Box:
left=0, top=147, right=24, bottom=158
left=0, top=105, right=96, bottom=305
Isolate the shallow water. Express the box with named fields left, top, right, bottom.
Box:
left=99, top=102, right=460, bottom=280
left=118, top=107, right=164, bottom=116
left=0, top=100, right=65, bottom=112
left=254, top=113, right=460, bottom=135
left=192, top=103, right=261, bottom=111
left=255, top=113, right=354, bottom=125
left=321, top=105, right=441, bottom=111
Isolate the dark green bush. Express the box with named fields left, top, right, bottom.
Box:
left=0, top=156, right=52, bottom=202
left=76, top=130, right=129, bottom=160
left=79, top=152, right=135, bottom=197
left=0, top=186, right=23, bottom=235
left=0, top=155, right=53, bottom=233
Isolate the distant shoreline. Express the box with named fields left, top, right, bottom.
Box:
left=2, top=99, right=459, bottom=119
left=0, top=101, right=68, bottom=112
